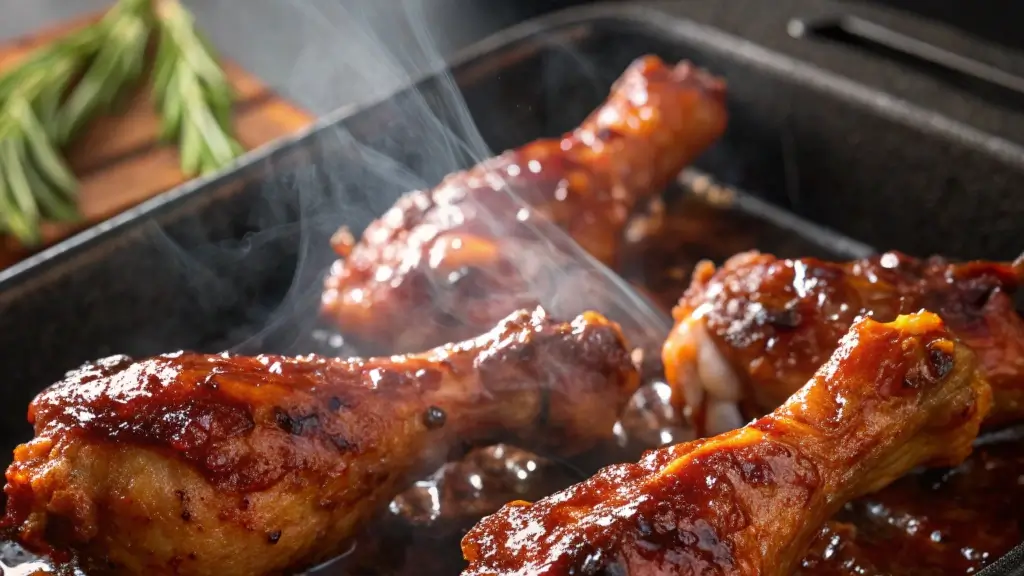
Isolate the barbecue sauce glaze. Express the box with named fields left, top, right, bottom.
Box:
left=2, top=192, right=1021, bottom=575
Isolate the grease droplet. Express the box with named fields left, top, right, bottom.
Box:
left=423, top=406, right=447, bottom=429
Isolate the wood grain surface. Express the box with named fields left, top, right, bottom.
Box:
left=0, top=11, right=314, bottom=269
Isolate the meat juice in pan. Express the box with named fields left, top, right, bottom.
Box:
left=2, top=188, right=1022, bottom=576
left=2, top=54, right=720, bottom=573
left=0, top=124, right=1019, bottom=573
left=1, top=35, right=1022, bottom=576
left=333, top=191, right=1024, bottom=576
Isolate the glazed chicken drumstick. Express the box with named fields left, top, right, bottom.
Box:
left=462, top=312, right=991, bottom=576
left=664, top=251, right=1024, bottom=435
left=2, top=308, right=639, bottom=576
left=322, top=55, right=728, bottom=352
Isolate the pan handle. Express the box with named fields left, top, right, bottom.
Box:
left=788, top=14, right=1024, bottom=110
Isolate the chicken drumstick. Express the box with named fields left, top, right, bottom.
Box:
left=462, top=312, right=991, bottom=576
left=2, top=308, right=638, bottom=576
left=663, top=251, right=1024, bottom=435
left=322, top=55, right=728, bottom=352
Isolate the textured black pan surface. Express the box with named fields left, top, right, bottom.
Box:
left=0, top=4, right=1020, bottom=573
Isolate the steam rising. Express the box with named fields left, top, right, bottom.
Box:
left=163, top=0, right=673, bottom=358
left=2, top=3, right=676, bottom=575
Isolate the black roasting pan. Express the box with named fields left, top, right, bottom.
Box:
left=0, top=3, right=1022, bottom=574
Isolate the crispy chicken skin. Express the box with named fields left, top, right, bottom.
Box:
left=322, top=55, right=728, bottom=352
left=2, top=308, right=639, bottom=576
left=664, top=251, right=1024, bottom=435
left=461, top=312, right=991, bottom=576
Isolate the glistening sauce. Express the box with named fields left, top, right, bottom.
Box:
left=333, top=191, right=1024, bottom=576
left=2, top=191, right=1021, bottom=575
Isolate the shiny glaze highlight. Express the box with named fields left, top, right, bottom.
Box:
left=462, top=313, right=991, bottom=576
left=2, top=308, right=639, bottom=576
left=322, top=55, right=728, bottom=352
left=665, top=251, right=1024, bottom=434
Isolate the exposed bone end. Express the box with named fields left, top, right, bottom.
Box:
left=694, top=322, right=743, bottom=402
left=705, top=399, right=746, bottom=437
left=664, top=316, right=747, bottom=438
left=663, top=317, right=703, bottom=414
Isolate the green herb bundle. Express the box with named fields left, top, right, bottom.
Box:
left=0, top=0, right=242, bottom=245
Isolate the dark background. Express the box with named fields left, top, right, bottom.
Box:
left=437, top=0, right=1024, bottom=55
left=442, top=0, right=1024, bottom=54
left=852, top=0, right=1024, bottom=51
left=5, top=1, right=1020, bottom=117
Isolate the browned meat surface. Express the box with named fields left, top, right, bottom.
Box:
left=322, top=55, right=728, bottom=352
left=318, top=413, right=1024, bottom=576
left=461, top=312, right=991, bottom=576
left=663, top=250, right=1024, bottom=435
left=1, top=308, right=638, bottom=576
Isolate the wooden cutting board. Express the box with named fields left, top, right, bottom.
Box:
left=0, top=12, right=315, bottom=269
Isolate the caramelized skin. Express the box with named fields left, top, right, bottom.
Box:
left=322, top=55, right=728, bottom=352
left=461, top=313, right=991, bottom=576
left=664, top=251, right=1024, bottom=434
left=2, top=308, right=639, bottom=576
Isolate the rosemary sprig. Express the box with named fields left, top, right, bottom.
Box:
left=0, top=0, right=151, bottom=244
left=0, top=98, right=78, bottom=242
left=0, top=0, right=242, bottom=246
left=56, top=0, right=152, bottom=144
left=154, top=0, right=243, bottom=177
left=0, top=25, right=105, bottom=242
